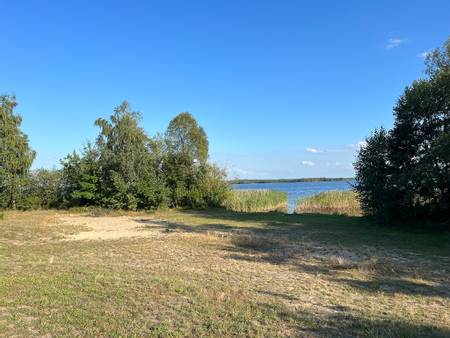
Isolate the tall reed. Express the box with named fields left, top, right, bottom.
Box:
left=224, top=190, right=288, bottom=213
left=295, top=190, right=361, bottom=216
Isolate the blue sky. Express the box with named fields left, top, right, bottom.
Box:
left=1, top=0, right=449, bottom=179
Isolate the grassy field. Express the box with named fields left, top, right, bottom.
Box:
left=296, top=190, right=361, bottom=216
left=224, top=190, right=288, bottom=213
left=1, top=209, right=449, bottom=337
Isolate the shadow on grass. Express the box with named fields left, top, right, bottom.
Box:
left=132, top=209, right=450, bottom=299
left=141, top=209, right=371, bottom=243
left=258, top=301, right=450, bottom=337
left=335, top=277, right=450, bottom=299
left=133, top=208, right=450, bottom=264
left=177, top=209, right=450, bottom=256
left=135, top=218, right=244, bottom=234
left=319, top=311, right=450, bottom=337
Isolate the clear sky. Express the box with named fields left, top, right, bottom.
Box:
left=1, top=0, right=449, bottom=179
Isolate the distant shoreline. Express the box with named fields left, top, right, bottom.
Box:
left=229, top=177, right=355, bottom=184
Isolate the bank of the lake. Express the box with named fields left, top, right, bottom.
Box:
left=232, top=180, right=355, bottom=213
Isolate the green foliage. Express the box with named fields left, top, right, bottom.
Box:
left=0, top=98, right=228, bottom=211
left=20, top=169, right=61, bottom=209
left=56, top=105, right=223, bottom=211
left=163, top=112, right=212, bottom=207
left=94, top=102, right=168, bottom=210
left=165, top=112, right=209, bottom=164
left=355, top=37, right=450, bottom=225
left=425, top=38, right=450, bottom=77
left=0, top=95, right=36, bottom=209
left=354, top=128, right=391, bottom=217
left=185, top=164, right=230, bottom=208
left=295, top=190, right=361, bottom=216
left=224, top=190, right=287, bottom=213
left=60, top=143, right=100, bottom=207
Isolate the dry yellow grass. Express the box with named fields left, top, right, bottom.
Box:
left=0, top=209, right=449, bottom=337
left=224, top=190, right=288, bottom=212
left=296, top=190, right=362, bottom=216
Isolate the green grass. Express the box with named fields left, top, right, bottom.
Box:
left=296, top=190, right=362, bottom=216
left=224, top=189, right=288, bottom=212
left=1, top=209, right=449, bottom=337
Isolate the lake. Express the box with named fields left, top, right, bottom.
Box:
left=232, top=180, right=355, bottom=213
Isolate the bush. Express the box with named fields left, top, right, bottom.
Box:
left=18, top=169, right=61, bottom=209
left=295, top=190, right=361, bottom=216
left=224, top=190, right=287, bottom=213
left=186, top=164, right=230, bottom=209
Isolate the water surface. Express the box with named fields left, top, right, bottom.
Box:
left=232, top=180, right=355, bottom=213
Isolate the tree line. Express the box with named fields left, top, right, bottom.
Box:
left=355, top=37, right=450, bottom=227
left=0, top=100, right=229, bottom=210
left=229, top=177, right=354, bottom=184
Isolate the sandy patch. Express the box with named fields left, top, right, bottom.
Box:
left=60, top=215, right=164, bottom=241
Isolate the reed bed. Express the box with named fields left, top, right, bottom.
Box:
left=224, top=189, right=288, bottom=213
left=295, top=190, right=361, bottom=216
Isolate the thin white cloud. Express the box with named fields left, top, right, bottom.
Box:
left=305, top=142, right=367, bottom=155
left=319, top=161, right=354, bottom=169
left=350, top=141, right=367, bottom=150
left=386, top=38, right=405, bottom=49
left=301, top=160, right=315, bottom=167
left=418, top=51, right=431, bottom=58
left=305, top=147, right=323, bottom=153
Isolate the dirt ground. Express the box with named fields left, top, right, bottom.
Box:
left=60, top=215, right=166, bottom=241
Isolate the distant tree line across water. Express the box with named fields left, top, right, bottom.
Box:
left=229, top=177, right=354, bottom=184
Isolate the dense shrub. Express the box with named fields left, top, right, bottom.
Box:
left=355, top=37, right=450, bottom=225
left=20, top=169, right=61, bottom=209
left=185, top=164, right=230, bottom=208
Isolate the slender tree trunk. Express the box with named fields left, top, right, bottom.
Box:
left=8, top=180, right=16, bottom=209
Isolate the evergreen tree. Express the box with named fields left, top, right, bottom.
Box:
left=60, top=143, right=100, bottom=207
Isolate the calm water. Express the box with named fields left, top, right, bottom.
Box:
left=232, top=180, right=355, bottom=213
